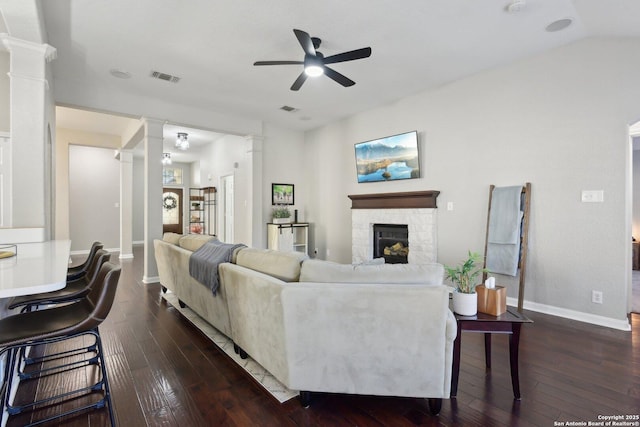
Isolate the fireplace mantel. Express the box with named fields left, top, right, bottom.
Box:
left=348, top=191, right=440, bottom=210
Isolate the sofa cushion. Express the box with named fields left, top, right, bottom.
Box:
left=235, top=248, right=308, bottom=282
left=162, top=232, right=183, bottom=245
left=178, top=234, right=217, bottom=252
left=299, top=259, right=444, bottom=285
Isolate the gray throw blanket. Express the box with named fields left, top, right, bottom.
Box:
left=486, top=186, right=523, bottom=276
left=189, top=240, right=246, bottom=295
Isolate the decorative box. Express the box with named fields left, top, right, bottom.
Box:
left=476, top=284, right=507, bottom=316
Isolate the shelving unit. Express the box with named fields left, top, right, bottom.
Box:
left=267, top=223, right=309, bottom=255
left=189, top=187, right=216, bottom=235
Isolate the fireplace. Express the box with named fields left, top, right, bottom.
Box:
left=373, top=224, right=409, bottom=264
left=349, top=191, right=439, bottom=264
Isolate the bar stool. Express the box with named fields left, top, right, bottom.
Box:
left=0, top=262, right=121, bottom=427
left=66, top=241, right=103, bottom=281
left=7, top=249, right=111, bottom=313
left=7, top=249, right=111, bottom=374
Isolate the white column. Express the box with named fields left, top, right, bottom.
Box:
left=119, top=149, right=134, bottom=259
left=0, top=35, right=55, bottom=240
left=245, top=135, right=263, bottom=248
left=142, top=118, right=163, bottom=283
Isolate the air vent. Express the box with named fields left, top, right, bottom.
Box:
left=150, top=70, right=181, bottom=83
left=280, top=105, right=298, bottom=112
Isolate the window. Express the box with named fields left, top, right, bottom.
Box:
left=163, top=167, right=183, bottom=185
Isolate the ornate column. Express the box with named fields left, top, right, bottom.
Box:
left=142, top=118, right=164, bottom=283
left=245, top=134, right=263, bottom=248
left=0, top=34, right=55, bottom=241
left=118, top=149, right=134, bottom=259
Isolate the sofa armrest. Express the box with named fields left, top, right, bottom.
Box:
left=220, top=263, right=290, bottom=383
left=281, top=283, right=455, bottom=398
left=154, top=239, right=186, bottom=293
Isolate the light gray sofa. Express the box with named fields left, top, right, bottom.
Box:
left=154, top=234, right=457, bottom=413
left=154, top=233, right=235, bottom=336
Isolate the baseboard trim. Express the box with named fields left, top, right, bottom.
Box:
left=143, top=276, right=159, bottom=284
left=70, top=247, right=120, bottom=256
left=507, top=297, right=631, bottom=331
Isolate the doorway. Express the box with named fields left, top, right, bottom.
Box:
left=162, top=188, right=183, bottom=234
left=220, top=174, right=234, bottom=243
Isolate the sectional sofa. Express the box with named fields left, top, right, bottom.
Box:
left=154, top=233, right=456, bottom=413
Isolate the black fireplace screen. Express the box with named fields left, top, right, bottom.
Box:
left=373, top=224, right=409, bottom=264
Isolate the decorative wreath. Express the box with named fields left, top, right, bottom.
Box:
left=163, top=195, right=178, bottom=210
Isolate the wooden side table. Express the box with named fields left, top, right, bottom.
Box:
left=451, top=308, right=533, bottom=400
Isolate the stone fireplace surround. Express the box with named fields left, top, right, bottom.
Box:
left=349, top=191, right=440, bottom=265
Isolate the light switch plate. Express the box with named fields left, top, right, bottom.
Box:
left=581, top=190, right=604, bottom=203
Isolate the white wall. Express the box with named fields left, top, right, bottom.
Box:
left=263, top=123, right=306, bottom=221
left=305, top=37, right=640, bottom=327
left=198, top=134, right=252, bottom=244
left=68, top=145, right=120, bottom=251
left=0, top=51, right=9, bottom=133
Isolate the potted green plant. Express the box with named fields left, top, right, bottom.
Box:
left=444, top=251, right=486, bottom=316
left=272, top=205, right=292, bottom=224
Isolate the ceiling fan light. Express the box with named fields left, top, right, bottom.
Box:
left=304, top=65, right=324, bottom=77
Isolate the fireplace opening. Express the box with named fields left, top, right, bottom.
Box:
left=373, top=224, right=409, bottom=264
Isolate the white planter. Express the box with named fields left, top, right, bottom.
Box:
left=272, top=218, right=292, bottom=224
left=452, top=291, right=477, bottom=316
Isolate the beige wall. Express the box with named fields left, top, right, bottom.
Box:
left=55, top=127, right=121, bottom=241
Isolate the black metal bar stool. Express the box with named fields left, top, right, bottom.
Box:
left=66, top=241, right=103, bottom=281
left=0, top=262, right=121, bottom=426
left=7, top=249, right=110, bottom=313
left=6, top=249, right=111, bottom=376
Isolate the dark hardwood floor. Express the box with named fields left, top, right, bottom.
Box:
left=6, top=246, right=640, bottom=426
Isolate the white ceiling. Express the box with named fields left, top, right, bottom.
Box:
left=4, top=0, right=640, bottom=134
left=56, top=106, right=225, bottom=163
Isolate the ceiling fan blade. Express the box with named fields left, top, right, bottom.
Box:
left=293, top=29, right=316, bottom=56
left=254, top=60, right=303, bottom=66
left=290, top=71, right=308, bottom=91
left=323, top=66, right=355, bottom=87
left=323, top=47, right=372, bottom=65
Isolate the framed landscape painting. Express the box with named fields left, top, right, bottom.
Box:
left=272, top=183, right=294, bottom=205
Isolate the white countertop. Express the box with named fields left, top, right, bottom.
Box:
left=0, top=240, right=71, bottom=298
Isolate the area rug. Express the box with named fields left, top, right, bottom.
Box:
left=161, top=291, right=299, bottom=403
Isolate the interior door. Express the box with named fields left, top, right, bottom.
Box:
left=163, top=188, right=183, bottom=234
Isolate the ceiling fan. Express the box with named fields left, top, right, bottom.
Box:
left=254, top=29, right=372, bottom=91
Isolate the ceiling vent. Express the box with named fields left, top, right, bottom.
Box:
left=150, top=70, right=181, bottom=83
left=280, top=105, right=298, bottom=112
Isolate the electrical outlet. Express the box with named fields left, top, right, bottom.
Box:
left=592, top=290, right=603, bottom=304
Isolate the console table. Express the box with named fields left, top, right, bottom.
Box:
left=451, top=308, right=532, bottom=400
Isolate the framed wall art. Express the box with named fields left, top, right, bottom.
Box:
left=272, top=183, right=294, bottom=205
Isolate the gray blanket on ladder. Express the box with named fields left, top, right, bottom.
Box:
left=486, top=186, right=523, bottom=276
left=189, top=240, right=246, bottom=295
